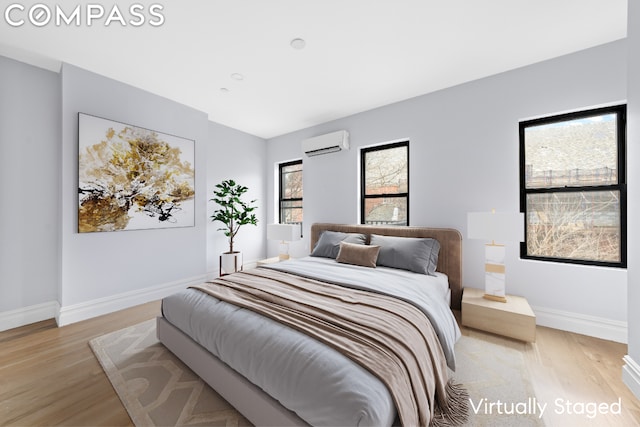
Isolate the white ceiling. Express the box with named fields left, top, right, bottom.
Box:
left=0, top=0, right=628, bottom=139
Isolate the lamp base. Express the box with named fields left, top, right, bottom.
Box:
left=278, top=241, right=290, bottom=261
left=483, top=293, right=508, bottom=303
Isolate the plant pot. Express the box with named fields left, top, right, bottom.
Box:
left=220, top=251, right=242, bottom=276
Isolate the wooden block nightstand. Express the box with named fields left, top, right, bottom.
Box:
left=461, top=287, right=536, bottom=342
left=256, top=257, right=281, bottom=266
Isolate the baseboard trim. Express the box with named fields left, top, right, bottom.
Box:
left=56, top=274, right=208, bottom=327
left=7, top=278, right=628, bottom=345
left=0, top=301, right=61, bottom=332
left=623, top=355, right=640, bottom=400
left=531, top=305, right=627, bottom=343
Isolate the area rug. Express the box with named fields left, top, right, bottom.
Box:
left=90, top=319, right=543, bottom=426
left=89, top=319, right=251, bottom=427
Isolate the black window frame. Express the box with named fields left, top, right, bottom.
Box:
left=278, top=159, right=303, bottom=228
left=519, top=104, right=627, bottom=268
left=360, top=141, right=409, bottom=226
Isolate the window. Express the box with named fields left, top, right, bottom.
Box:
left=519, top=105, right=626, bottom=267
left=279, top=160, right=303, bottom=226
left=361, top=141, right=409, bottom=225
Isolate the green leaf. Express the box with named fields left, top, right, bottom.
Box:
left=210, top=179, right=258, bottom=252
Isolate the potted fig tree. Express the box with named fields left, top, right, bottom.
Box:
left=210, top=179, right=258, bottom=275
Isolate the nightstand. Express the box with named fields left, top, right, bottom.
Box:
left=257, top=257, right=281, bottom=266
left=461, top=287, right=536, bottom=342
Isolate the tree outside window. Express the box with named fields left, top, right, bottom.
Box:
left=361, top=141, right=409, bottom=226
left=279, top=160, right=303, bottom=226
left=519, top=105, right=626, bottom=267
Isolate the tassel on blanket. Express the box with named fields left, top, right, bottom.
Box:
left=430, top=379, right=470, bottom=426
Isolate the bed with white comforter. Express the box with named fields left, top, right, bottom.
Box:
left=158, top=223, right=465, bottom=427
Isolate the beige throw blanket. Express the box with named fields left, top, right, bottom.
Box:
left=192, top=268, right=468, bottom=426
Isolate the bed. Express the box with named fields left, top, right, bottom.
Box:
left=157, top=223, right=465, bottom=426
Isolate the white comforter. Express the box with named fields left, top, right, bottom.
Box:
left=161, top=257, right=460, bottom=427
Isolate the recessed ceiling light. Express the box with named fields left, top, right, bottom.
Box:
left=231, top=73, right=244, bottom=81
left=290, top=38, right=306, bottom=50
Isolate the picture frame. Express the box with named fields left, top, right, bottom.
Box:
left=78, top=113, right=195, bottom=233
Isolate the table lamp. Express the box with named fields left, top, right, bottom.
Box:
left=267, top=223, right=301, bottom=260
left=467, top=210, right=524, bottom=302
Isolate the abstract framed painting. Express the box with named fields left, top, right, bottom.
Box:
left=78, top=113, right=195, bottom=233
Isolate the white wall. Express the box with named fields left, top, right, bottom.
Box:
left=623, top=0, right=640, bottom=399
left=0, top=56, right=270, bottom=330
left=58, top=64, right=210, bottom=324
left=266, top=40, right=628, bottom=342
left=206, top=121, right=267, bottom=274
left=0, top=56, right=60, bottom=328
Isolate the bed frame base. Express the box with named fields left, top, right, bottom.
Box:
left=156, top=316, right=309, bottom=426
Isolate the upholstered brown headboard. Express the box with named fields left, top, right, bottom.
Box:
left=310, top=223, right=463, bottom=310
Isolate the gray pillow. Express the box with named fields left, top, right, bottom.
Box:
left=311, top=231, right=367, bottom=259
left=370, top=234, right=440, bottom=276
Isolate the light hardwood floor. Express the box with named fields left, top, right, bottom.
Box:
left=0, top=301, right=160, bottom=426
left=1, top=302, right=639, bottom=426
left=457, top=312, right=640, bottom=427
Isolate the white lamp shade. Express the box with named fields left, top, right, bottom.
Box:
left=467, top=211, right=524, bottom=243
left=267, top=223, right=301, bottom=242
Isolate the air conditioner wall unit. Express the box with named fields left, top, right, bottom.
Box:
left=302, top=130, right=349, bottom=157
